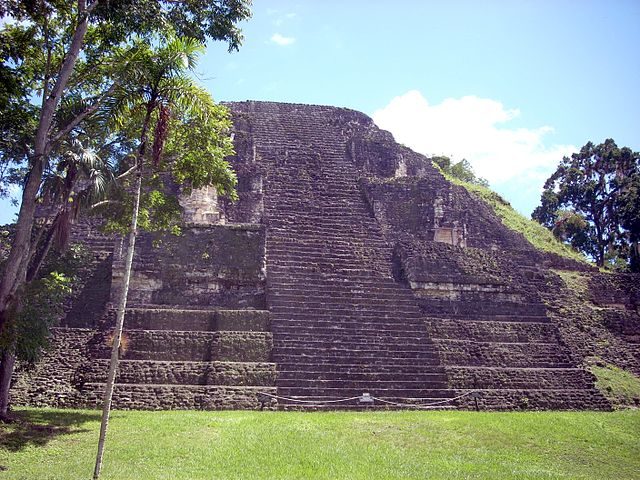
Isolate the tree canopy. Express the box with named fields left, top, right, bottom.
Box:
left=532, top=139, right=640, bottom=271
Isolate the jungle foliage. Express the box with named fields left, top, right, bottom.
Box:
left=532, top=139, right=640, bottom=271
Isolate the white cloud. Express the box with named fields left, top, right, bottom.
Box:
left=372, top=90, right=575, bottom=213
left=270, top=33, right=296, bottom=46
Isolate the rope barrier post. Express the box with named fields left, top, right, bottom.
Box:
left=257, top=393, right=268, bottom=411
left=470, top=391, right=481, bottom=411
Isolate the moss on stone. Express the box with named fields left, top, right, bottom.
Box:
left=555, top=270, right=592, bottom=301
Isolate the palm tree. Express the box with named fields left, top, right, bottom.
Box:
left=92, top=36, right=236, bottom=479
left=28, top=137, right=113, bottom=281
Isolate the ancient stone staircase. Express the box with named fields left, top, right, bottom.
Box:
left=236, top=102, right=453, bottom=408
left=62, top=220, right=115, bottom=328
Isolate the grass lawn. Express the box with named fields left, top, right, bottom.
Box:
left=0, top=409, right=638, bottom=480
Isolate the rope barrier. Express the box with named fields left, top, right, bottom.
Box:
left=257, top=390, right=477, bottom=409
left=257, top=392, right=362, bottom=404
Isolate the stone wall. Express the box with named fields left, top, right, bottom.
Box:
left=11, top=328, right=95, bottom=408
left=11, top=220, right=274, bottom=410
left=113, top=224, right=266, bottom=309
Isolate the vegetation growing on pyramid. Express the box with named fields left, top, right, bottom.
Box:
left=438, top=169, right=589, bottom=264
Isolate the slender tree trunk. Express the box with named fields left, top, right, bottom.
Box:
left=94, top=103, right=152, bottom=480
left=0, top=350, right=16, bottom=419
left=93, top=169, right=142, bottom=480
left=0, top=1, right=92, bottom=413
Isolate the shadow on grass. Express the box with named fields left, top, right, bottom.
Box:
left=0, top=409, right=100, bottom=452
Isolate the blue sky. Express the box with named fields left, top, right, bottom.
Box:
left=199, top=0, right=640, bottom=215
left=1, top=0, right=639, bottom=223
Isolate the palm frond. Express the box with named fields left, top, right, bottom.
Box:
left=158, top=36, right=205, bottom=76
left=160, top=78, right=214, bottom=119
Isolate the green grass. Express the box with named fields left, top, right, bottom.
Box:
left=588, top=359, right=640, bottom=408
left=447, top=176, right=588, bottom=264
left=1, top=409, right=638, bottom=479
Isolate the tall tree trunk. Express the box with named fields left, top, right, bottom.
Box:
left=0, top=0, right=92, bottom=413
left=93, top=169, right=142, bottom=480
left=0, top=350, right=16, bottom=419
left=94, top=103, right=152, bottom=480
left=0, top=0, right=90, bottom=315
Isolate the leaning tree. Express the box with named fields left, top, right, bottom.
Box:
left=0, top=0, right=251, bottom=419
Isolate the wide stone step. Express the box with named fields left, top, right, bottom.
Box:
left=425, top=319, right=560, bottom=343
left=81, top=360, right=276, bottom=386
left=269, top=298, right=418, bottom=311
left=266, top=184, right=355, bottom=194
left=452, top=388, right=610, bottom=411
left=269, top=266, right=391, bottom=280
left=267, top=237, right=389, bottom=250
left=269, top=216, right=377, bottom=226
left=268, top=217, right=380, bottom=228
left=272, top=396, right=457, bottom=410
left=273, top=344, right=438, bottom=358
left=417, top=290, right=529, bottom=306
left=268, top=271, right=396, bottom=283
left=270, top=286, right=416, bottom=299
left=418, top=299, right=548, bottom=317
left=434, top=339, right=573, bottom=368
left=267, top=245, right=388, bottom=257
left=268, top=255, right=382, bottom=271
left=273, top=353, right=441, bottom=366
left=122, top=308, right=270, bottom=332
left=269, top=291, right=414, bottom=304
left=268, top=259, right=393, bottom=271
left=423, top=314, right=550, bottom=323
left=269, top=286, right=416, bottom=300
left=268, top=272, right=402, bottom=290
left=445, top=366, right=597, bottom=390
left=277, top=369, right=447, bottom=382
left=91, top=330, right=272, bottom=362
left=273, top=331, right=435, bottom=345
left=271, top=318, right=428, bottom=332
left=276, top=378, right=446, bottom=389
left=270, top=304, right=422, bottom=317
left=276, top=386, right=454, bottom=398
left=273, top=343, right=437, bottom=356
left=268, top=227, right=383, bottom=239
left=78, top=384, right=277, bottom=410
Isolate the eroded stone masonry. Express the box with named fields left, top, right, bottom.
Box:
left=11, top=101, right=640, bottom=410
